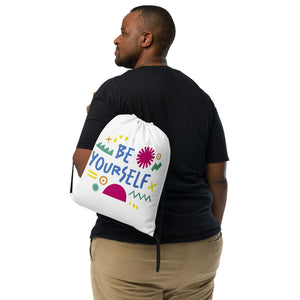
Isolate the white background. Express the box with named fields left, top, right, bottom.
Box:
left=1, top=0, right=299, bottom=299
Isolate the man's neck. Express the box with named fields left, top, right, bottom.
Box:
left=134, top=56, right=167, bottom=69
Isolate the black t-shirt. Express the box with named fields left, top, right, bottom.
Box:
left=77, top=66, right=229, bottom=244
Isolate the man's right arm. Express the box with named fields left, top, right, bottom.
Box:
left=72, top=101, right=94, bottom=177
left=73, top=148, right=92, bottom=177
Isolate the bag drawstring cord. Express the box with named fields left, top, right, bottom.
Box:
left=154, top=234, right=161, bottom=272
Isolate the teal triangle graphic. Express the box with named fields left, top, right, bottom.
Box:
left=96, top=142, right=114, bottom=156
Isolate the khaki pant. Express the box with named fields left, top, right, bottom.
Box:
left=90, top=233, right=223, bottom=300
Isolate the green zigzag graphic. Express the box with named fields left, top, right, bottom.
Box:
left=128, top=191, right=151, bottom=202
left=96, top=142, right=114, bottom=156
left=151, top=162, right=162, bottom=171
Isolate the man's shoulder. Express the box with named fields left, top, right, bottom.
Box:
left=98, top=70, right=132, bottom=89
left=102, top=66, right=190, bottom=83
left=96, top=74, right=126, bottom=95
left=98, top=67, right=212, bottom=103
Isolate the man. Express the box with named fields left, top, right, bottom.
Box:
left=73, top=5, right=228, bottom=300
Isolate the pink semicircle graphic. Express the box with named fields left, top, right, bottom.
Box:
left=102, top=184, right=127, bottom=202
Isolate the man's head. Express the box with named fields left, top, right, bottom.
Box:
left=114, top=5, right=176, bottom=69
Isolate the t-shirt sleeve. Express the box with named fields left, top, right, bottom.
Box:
left=76, top=79, right=122, bottom=150
left=205, top=102, right=229, bottom=163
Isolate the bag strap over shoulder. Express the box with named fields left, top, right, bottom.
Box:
left=114, top=78, right=166, bottom=272
left=153, top=189, right=166, bottom=272
left=113, top=79, right=134, bottom=114
left=70, top=161, right=74, bottom=194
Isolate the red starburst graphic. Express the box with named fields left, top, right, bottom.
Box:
left=136, top=147, right=155, bottom=169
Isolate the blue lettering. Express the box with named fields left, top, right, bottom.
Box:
left=115, top=144, right=126, bottom=160
left=119, top=166, right=128, bottom=182
left=103, top=162, right=113, bottom=174
left=125, top=169, right=136, bottom=185
left=89, top=151, right=99, bottom=166
left=133, top=171, right=140, bottom=188
left=124, top=147, right=135, bottom=163
left=111, top=165, right=121, bottom=176
left=95, top=157, right=104, bottom=171
left=140, top=174, right=151, bottom=189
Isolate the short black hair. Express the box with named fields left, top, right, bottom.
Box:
left=131, top=5, right=176, bottom=57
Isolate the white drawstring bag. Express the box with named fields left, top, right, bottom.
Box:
left=71, top=114, right=170, bottom=237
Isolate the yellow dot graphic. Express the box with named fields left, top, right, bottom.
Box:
left=119, top=135, right=123, bottom=139
left=133, top=204, right=135, bottom=208
left=136, top=206, right=138, bottom=210
left=125, top=137, right=128, bottom=141
left=114, top=138, right=117, bottom=143
left=129, top=202, right=131, bottom=206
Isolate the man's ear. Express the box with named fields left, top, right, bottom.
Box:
left=141, top=32, right=153, bottom=48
